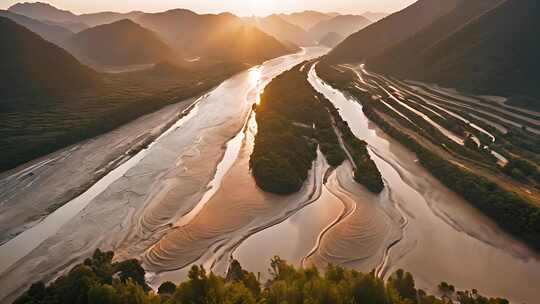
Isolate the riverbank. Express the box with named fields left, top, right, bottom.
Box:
left=0, top=47, right=328, bottom=304
left=309, top=62, right=540, bottom=303
left=0, top=93, right=202, bottom=246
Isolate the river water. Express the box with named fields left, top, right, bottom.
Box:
left=307, top=64, right=540, bottom=303
left=1, top=50, right=539, bottom=304
left=0, top=47, right=327, bottom=303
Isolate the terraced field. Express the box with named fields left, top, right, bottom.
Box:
left=318, top=63, right=540, bottom=205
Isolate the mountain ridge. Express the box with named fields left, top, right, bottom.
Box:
left=326, top=0, right=460, bottom=63
left=0, top=9, right=72, bottom=45
left=64, top=19, right=175, bottom=66
left=137, top=9, right=292, bottom=64
left=8, top=2, right=144, bottom=27
left=308, top=14, right=371, bottom=42
left=244, top=15, right=314, bottom=46
left=276, top=10, right=334, bottom=30
left=0, top=16, right=98, bottom=98
left=376, top=0, right=540, bottom=102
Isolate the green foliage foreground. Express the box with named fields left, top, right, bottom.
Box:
left=15, top=249, right=510, bottom=304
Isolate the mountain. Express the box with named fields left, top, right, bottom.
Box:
left=362, top=12, right=389, bottom=22
left=369, top=0, right=502, bottom=76
left=77, top=11, right=144, bottom=27
left=0, top=16, right=98, bottom=98
left=0, top=10, right=72, bottom=45
left=308, top=14, right=371, bottom=42
left=44, top=19, right=88, bottom=32
left=319, top=32, right=344, bottom=48
left=8, top=2, right=143, bottom=27
left=137, top=10, right=292, bottom=64
left=244, top=15, right=315, bottom=46
left=326, top=0, right=460, bottom=63
left=371, top=0, right=540, bottom=103
left=9, top=1, right=76, bottom=21
left=64, top=19, right=174, bottom=66
left=277, top=11, right=334, bottom=30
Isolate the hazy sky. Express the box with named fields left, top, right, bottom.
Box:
left=1, top=0, right=416, bottom=16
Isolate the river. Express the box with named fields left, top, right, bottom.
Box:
left=1, top=50, right=539, bottom=304
left=307, top=64, right=540, bottom=303
left=0, top=47, right=327, bottom=303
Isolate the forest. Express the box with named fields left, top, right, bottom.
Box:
left=13, top=249, right=510, bottom=304
left=0, top=60, right=245, bottom=173
left=250, top=61, right=383, bottom=194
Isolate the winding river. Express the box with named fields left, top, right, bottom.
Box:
left=307, top=64, right=540, bottom=303
left=0, top=50, right=539, bottom=304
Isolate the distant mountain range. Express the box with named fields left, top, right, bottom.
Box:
left=7, top=2, right=295, bottom=65
left=319, top=32, right=343, bottom=48
left=9, top=1, right=75, bottom=22
left=308, top=14, right=371, bottom=43
left=6, top=2, right=387, bottom=64
left=247, top=11, right=375, bottom=47
left=136, top=9, right=292, bottom=64
left=0, top=16, right=98, bottom=98
left=328, top=0, right=540, bottom=104
left=64, top=19, right=174, bottom=66
left=277, top=11, right=334, bottom=30
left=43, top=19, right=88, bottom=32
left=0, top=9, right=72, bottom=45
left=8, top=2, right=143, bottom=27
left=243, top=15, right=315, bottom=47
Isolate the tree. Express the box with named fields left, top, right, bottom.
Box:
left=388, top=269, right=417, bottom=301
left=438, top=281, right=455, bottom=299
left=115, top=259, right=148, bottom=291
left=88, top=284, right=119, bottom=304
left=157, top=281, right=176, bottom=295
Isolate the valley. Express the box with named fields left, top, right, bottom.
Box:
left=1, top=1, right=539, bottom=304
left=2, top=49, right=539, bottom=303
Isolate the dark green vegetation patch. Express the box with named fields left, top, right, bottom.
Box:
left=251, top=62, right=383, bottom=195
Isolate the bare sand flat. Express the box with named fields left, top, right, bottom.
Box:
left=0, top=95, right=201, bottom=246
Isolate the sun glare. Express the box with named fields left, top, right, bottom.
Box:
left=249, top=67, right=262, bottom=84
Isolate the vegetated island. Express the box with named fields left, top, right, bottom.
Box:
left=250, top=61, right=383, bottom=195
left=315, top=61, right=540, bottom=252
left=13, top=249, right=510, bottom=304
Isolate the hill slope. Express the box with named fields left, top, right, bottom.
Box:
left=65, top=19, right=174, bottom=66
left=77, top=11, right=144, bottom=27
left=319, top=32, right=344, bottom=48
left=308, top=14, right=371, bottom=42
left=244, top=15, right=314, bottom=46
left=137, top=10, right=292, bottom=64
left=44, top=19, right=88, bottom=32
left=369, top=0, right=502, bottom=75
left=8, top=2, right=143, bottom=27
left=371, top=0, right=540, bottom=103
left=277, top=11, right=334, bottom=30
left=0, top=10, right=72, bottom=45
left=362, top=12, right=389, bottom=22
left=326, top=0, right=460, bottom=63
left=9, top=1, right=75, bottom=21
left=0, top=16, right=98, bottom=98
